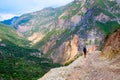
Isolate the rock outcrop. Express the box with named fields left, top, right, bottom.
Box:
left=95, top=13, right=110, bottom=23
left=101, top=29, right=120, bottom=59
left=38, top=29, right=120, bottom=80
left=51, top=35, right=79, bottom=64
left=42, top=40, right=56, bottom=54
left=28, top=32, right=44, bottom=45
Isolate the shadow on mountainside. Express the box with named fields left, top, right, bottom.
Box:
left=38, top=51, right=120, bottom=80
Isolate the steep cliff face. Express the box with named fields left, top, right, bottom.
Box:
left=39, top=27, right=120, bottom=80
left=101, top=29, right=120, bottom=59
left=28, top=32, right=44, bottom=45
left=32, top=0, right=120, bottom=64
left=50, top=35, right=79, bottom=64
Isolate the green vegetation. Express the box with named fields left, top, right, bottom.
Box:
left=16, top=14, right=33, bottom=25
left=0, top=0, right=120, bottom=79
left=107, top=1, right=117, bottom=7
left=94, top=0, right=120, bottom=18
left=95, top=0, right=107, bottom=8
left=0, top=23, right=29, bottom=47
left=44, top=26, right=80, bottom=57
left=95, top=0, right=117, bottom=8
left=94, top=7, right=115, bottom=18
left=0, top=51, right=61, bottom=80
left=96, top=21, right=120, bottom=35
left=0, top=23, right=61, bottom=80
left=61, top=2, right=81, bottom=19
left=61, top=15, right=71, bottom=19
left=18, top=7, right=65, bottom=37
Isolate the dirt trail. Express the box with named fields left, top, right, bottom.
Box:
left=38, top=51, right=120, bottom=80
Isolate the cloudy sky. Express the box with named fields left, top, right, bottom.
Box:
left=0, top=0, right=73, bottom=21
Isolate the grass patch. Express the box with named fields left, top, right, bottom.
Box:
left=96, top=21, right=120, bottom=35
left=0, top=23, right=29, bottom=47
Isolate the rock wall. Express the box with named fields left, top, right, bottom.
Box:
left=101, top=29, right=120, bottom=59
left=51, top=35, right=79, bottom=64
left=28, top=32, right=44, bottom=45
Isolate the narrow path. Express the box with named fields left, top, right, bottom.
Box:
left=39, top=51, right=120, bottom=80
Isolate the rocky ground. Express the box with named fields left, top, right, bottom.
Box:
left=38, top=51, right=120, bottom=80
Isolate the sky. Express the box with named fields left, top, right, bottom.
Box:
left=0, top=0, right=73, bottom=21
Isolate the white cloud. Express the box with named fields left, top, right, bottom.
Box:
left=0, top=13, right=19, bottom=21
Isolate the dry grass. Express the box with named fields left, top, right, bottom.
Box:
left=101, top=47, right=120, bottom=60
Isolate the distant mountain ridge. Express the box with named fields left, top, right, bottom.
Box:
left=1, top=16, right=19, bottom=27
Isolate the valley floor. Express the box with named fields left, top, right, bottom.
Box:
left=38, top=51, right=120, bottom=80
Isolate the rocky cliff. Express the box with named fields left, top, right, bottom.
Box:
left=38, top=28, right=120, bottom=80
left=41, top=0, right=120, bottom=64
left=101, top=29, right=120, bottom=59
left=50, top=35, right=79, bottom=64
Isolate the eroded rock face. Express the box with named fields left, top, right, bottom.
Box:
left=57, top=19, right=71, bottom=29
left=71, top=15, right=82, bottom=26
left=95, top=13, right=110, bottom=23
left=51, top=35, right=79, bottom=64
left=101, top=29, right=120, bottom=59
left=17, top=25, right=33, bottom=32
left=42, top=40, right=56, bottom=54
left=28, top=32, right=44, bottom=45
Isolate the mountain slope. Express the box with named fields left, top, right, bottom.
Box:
left=1, top=0, right=120, bottom=64
left=1, top=16, right=19, bottom=27
left=0, top=0, right=120, bottom=79
left=0, top=23, right=29, bottom=47
left=7, top=7, right=67, bottom=37
left=36, top=0, right=120, bottom=64
left=0, top=23, right=61, bottom=80
left=39, top=51, right=120, bottom=80
left=39, top=27, right=120, bottom=80
left=101, top=29, right=120, bottom=59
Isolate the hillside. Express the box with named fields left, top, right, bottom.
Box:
left=0, top=23, right=61, bottom=80
left=1, top=16, right=19, bottom=27
left=33, top=0, right=120, bottom=64
left=0, top=0, right=120, bottom=79
left=1, top=0, right=120, bottom=65
left=0, top=23, right=29, bottom=47
left=39, top=51, right=120, bottom=80
left=38, top=28, right=120, bottom=80
left=101, top=29, right=120, bottom=59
